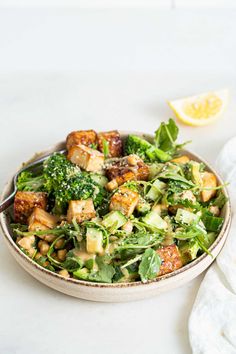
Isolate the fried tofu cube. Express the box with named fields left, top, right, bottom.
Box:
left=66, top=130, right=97, bottom=150
left=201, top=171, right=217, bottom=202
left=14, top=191, right=47, bottom=224
left=67, top=199, right=96, bottom=223
left=67, top=144, right=104, bottom=172
left=156, top=244, right=183, bottom=276
left=97, top=130, right=123, bottom=157
left=109, top=186, right=139, bottom=217
left=171, top=155, right=190, bottom=164
left=28, top=207, right=58, bottom=231
left=106, top=155, right=149, bottom=186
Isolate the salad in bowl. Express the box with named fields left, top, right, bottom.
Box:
left=10, top=119, right=227, bottom=284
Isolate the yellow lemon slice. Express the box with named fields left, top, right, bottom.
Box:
left=168, top=89, right=229, bottom=126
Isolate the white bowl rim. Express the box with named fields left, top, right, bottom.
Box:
left=0, top=132, right=232, bottom=289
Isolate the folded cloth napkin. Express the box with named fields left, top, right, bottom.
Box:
left=189, top=137, right=236, bottom=354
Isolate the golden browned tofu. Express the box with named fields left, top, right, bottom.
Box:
left=156, top=244, right=183, bottom=276
left=201, top=171, right=217, bottom=202
left=106, top=155, right=149, bottom=186
left=109, top=186, right=139, bottom=217
left=14, top=191, right=47, bottom=224
left=28, top=207, right=58, bottom=231
left=171, top=155, right=190, bottom=164
left=67, top=144, right=104, bottom=172
left=66, top=130, right=97, bottom=150
left=97, top=130, right=123, bottom=157
left=67, top=199, right=96, bottom=223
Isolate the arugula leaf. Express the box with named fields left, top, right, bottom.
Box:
left=175, top=225, right=206, bottom=240
left=138, top=248, right=161, bottom=282
left=61, top=250, right=83, bottom=272
left=155, top=118, right=179, bottom=152
left=158, top=172, right=195, bottom=187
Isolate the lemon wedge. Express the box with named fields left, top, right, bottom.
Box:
left=168, top=89, right=229, bottom=126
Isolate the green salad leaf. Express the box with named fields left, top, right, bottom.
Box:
left=138, top=248, right=161, bottom=282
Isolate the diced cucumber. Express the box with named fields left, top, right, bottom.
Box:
left=90, top=173, right=108, bottom=187
left=179, top=240, right=200, bottom=265
left=85, top=258, right=96, bottom=270
left=86, top=227, right=104, bottom=254
left=175, top=208, right=198, bottom=225
left=146, top=179, right=166, bottom=201
left=102, top=211, right=127, bottom=231
left=142, top=210, right=167, bottom=229
left=148, top=163, right=164, bottom=180
left=189, top=161, right=202, bottom=186
left=201, top=214, right=224, bottom=232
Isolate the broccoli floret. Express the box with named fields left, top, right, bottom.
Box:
left=124, top=135, right=171, bottom=162
left=16, top=171, right=45, bottom=191
left=43, top=153, right=107, bottom=214
left=43, top=153, right=80, bottom=193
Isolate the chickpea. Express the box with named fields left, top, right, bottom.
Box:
left=57, top=249, right=67, bottom=262
left=38, top=240, right=50, bottom=256
left=51, top=251, right=60, bottom=262
left=54, top=238, right=65, bottom=250
left=58, top=269, right=70, bottom=278
left=44, top=234, right=57, bottom=243
left=152, top=204, right=167, bottom=215
left=34, top=252, right=43, bottom=260
left=209, top=205, right=220, bottom=216
left=18, top=236, right=35, bottom=250
left=43, top=261, right=50, bottom=267
left=127, top=154, right=139, bottom=166
left=16, top=236, right=22, bottom=244
left=122, top=221, right=133, bottom=234
left=28, top=247, right=36, bottom=258
left=106, top=179, right=118, bottom=192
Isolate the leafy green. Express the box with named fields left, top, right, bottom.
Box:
left=154, top=118, right=190, bottom=155
left=138, top=248, right=161, bottom=282
left=154, top=118, right=179, bottom=152
left=175, top=225, right=206, bottom=240
left=61, top=250, right=83, bottom=272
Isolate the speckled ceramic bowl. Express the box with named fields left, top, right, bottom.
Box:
left=0, top=132, right=232, bottom=302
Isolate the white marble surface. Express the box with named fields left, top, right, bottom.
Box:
left=0, top=8, right=236, bottom=354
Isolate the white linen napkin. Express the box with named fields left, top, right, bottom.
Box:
left=189, top=137, right=236, bottom=354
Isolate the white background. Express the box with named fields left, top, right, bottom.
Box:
left=0, top=3, right=236, bottom=354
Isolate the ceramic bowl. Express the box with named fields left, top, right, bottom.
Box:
left=0, top=132, right=232, bottom=302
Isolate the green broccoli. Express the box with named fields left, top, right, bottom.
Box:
left=124, top=135, right=171, bottom=162
left=16, top=171, right=45, bottom=191
left=43, top=153, right=107, bottom=214
left=43, top=153, right=80, bottom=194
